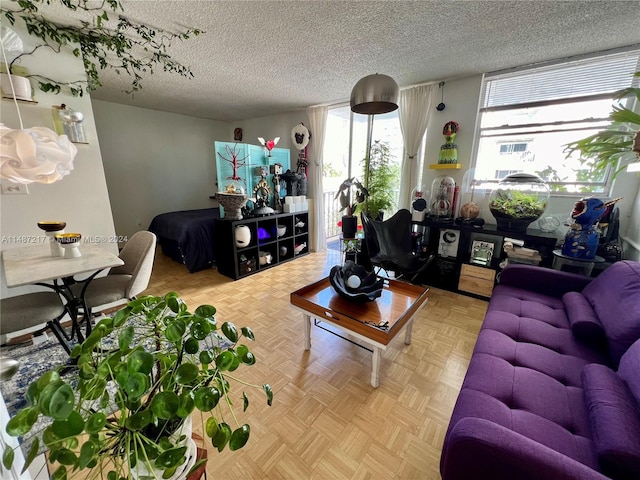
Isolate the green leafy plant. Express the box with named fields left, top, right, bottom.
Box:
left=334, top=177, right=368, bottom=216
left=1, top=0, right=202, bottom=96
left=2, top=293, right=272, bottom=480
left=489, top=190, right=547, bottom=220
left=360, top=140, right=399, bottom=219
left=564, top=72, right=640, bottom=178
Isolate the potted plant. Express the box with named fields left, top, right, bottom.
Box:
left=335, top=177, right=368, bottom=239
left=361, top=140, right=399, bottom=220
left=2, top=293, right=272, bottom=480
left=564, top=72, right=640, bottom=177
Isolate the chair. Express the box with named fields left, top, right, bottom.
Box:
left=73, top=231, right=157, bottom=314
left=361, top=209, right=435, bottom=284
left=0, top=292, right=70, bottom=347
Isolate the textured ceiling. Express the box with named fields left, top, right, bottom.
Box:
left=37, top=1, right=640, bottom=122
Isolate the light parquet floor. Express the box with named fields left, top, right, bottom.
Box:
left=145, top=248, right=488, bottom=480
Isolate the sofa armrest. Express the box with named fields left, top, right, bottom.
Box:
left=441, top=418, right=608, bottom=480
left=499, top=264, right=592, bottom=297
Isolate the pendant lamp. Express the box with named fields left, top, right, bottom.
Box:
left=0, top=27, right=77, bottom=184
left=350, top=73, right=399, bottom=114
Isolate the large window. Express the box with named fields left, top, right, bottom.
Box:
left=474, top=49, right=640, bottom=194
left=322, top=105, right=404, bottom=238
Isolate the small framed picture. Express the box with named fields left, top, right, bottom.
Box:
left=471, top=240, right=495, bottom=266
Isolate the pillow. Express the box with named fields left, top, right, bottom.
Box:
left=581, top=261, right=640, bottom=366
left=582, top=363, right=640, bottom=479
left=618, top=338, right=640, bottom=408
left=562, top=291, right=605, bottom=344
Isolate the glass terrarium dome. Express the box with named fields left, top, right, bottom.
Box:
left=488, top=173, right=550, bottom=232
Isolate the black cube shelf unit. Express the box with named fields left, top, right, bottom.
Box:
left=214, top=211, right=309, bottom=280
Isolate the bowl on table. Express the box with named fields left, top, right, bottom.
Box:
left=37, top=221, right=66, bottom=232
left=276, top=225, right=287, bottom=237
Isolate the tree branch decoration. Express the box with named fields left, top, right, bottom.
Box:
left=1, top=0, right=202, bottom=96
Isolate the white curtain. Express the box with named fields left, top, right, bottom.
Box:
left=398, top=84, right=438, bottom=209
left=306, top=106, right=328, bottom=252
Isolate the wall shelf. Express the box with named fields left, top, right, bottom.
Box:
left=2, top=96, right=37, bottom=104
left=429, top=163, right=462, bottom=170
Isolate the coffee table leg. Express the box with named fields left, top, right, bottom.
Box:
left=371, top=348, right=381, bottom=388
left=303, top=314, right=311, bottom=350
left=404, top=319, right=414, bottom=345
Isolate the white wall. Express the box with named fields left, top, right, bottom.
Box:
left=0, top=23, right=117, bottom=298
left=91, top=101, right=231, bottom=238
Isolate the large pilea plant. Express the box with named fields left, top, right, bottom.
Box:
left=2, top=293, right=272, bottom=480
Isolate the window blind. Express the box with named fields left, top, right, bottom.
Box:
left=482, top=48, right=640, bottom=109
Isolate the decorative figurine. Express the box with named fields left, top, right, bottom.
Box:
left=257, top=136, right=280, bottom=157
left=438, top=121, right=459, bottom=164
left=562, top=197, right=622, bottom=259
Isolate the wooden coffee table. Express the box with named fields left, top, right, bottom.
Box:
left=290, top=277, right=429, bottom=387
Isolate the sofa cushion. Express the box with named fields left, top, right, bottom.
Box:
left=581, top=261, right=640, bottom=366
left=562, top=291, right=606, bottom=344
left=582, top=363, right=640, bottom=479
left=617, top=339, right=640, bottom=410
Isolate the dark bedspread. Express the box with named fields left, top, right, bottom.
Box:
left=148, top=208, right=220, bottom=273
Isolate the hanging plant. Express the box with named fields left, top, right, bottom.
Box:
left=564, top=72, right=640, bottom=178
left=1, top=0, right=202, bottom=96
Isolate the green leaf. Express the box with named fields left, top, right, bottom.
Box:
left=184, top=337, right=200, bottom=354
left=205, top=416, right=218, bottom=438
left=3, top=447, right=14, bottom=470
left=243, top=392, right=249, bottom=412
left=55, top=448, right=76, bottom=466
left=51, top=411, right=84, bottom=438
left=175, top=363, right=199, bottom=385
left=166, top=319, right=186, bottom=343
left=112, top=307, right=132, bottom=327
left=237, top=345, right=249, bottom=357
left=127, top=350, right=154, bottom=374
left=49, top=384, right=75, bottom=420
left=263, top=384, right=273, bottom=406
left=150, top=392, right=179, bottom=419
left=211, top=422, right=231, bottom=452
left=167, top=296, right=185, bottom=314
left=118, top=325, right=135, bottom=350
left=195, top=305, right=216, bottom=317
left=241, top=352, right=256, bottom=366
left=107, top=471, right=117, bottom=480
left=36, top=370, right=61, bottom=391
left=215, top=351, right=234, bottom=371
left=51, top=465, right=67, bottom=480
left=6, top=407, right=39, bottom=437
left=198, top=350, right=214, bottom=365
left=21, top=437, right=40, bottom=473
left=85, top=412, right=107, bottom=433
left=124, top=372, right=149, bottom=399
left=241, top=326, right=255, bottom=341
left=190, top=319, right=211, bottom=340
left=125, top=410, right=152, bottom=430
left=177, top=392, right=195, bottom=418
left=154, top=446, right=187, bottom=469
left=193, top=387, right=220, bottom=411
left=229, top=424, right=250, bottom=451
left=42, top=426, right=59, bottom=448
left=78, top=440, right=97, bottom=469
left=221, top=322, right=239, bottom=343
left=81, top=324, right=108, bottom=353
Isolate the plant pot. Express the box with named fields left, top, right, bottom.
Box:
left=0, top=73, right=32, bottom=100
left=341, top=215, right=358, bottom=239
left=131, top=416, right=198, bottom=480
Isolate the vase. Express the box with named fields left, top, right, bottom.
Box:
left=235, top=225, right=251, bottom=248
left=341, top=215, right=358, bottom=239
left=216, top=192, right=248, bottom=220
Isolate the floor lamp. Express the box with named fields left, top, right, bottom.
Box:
left=350, top=74, right=399, bottom=213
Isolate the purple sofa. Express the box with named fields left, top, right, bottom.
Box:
left=440, top=260, right=640, bottom=480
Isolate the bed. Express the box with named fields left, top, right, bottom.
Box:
left=148, top=208, right=221, bottom=273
